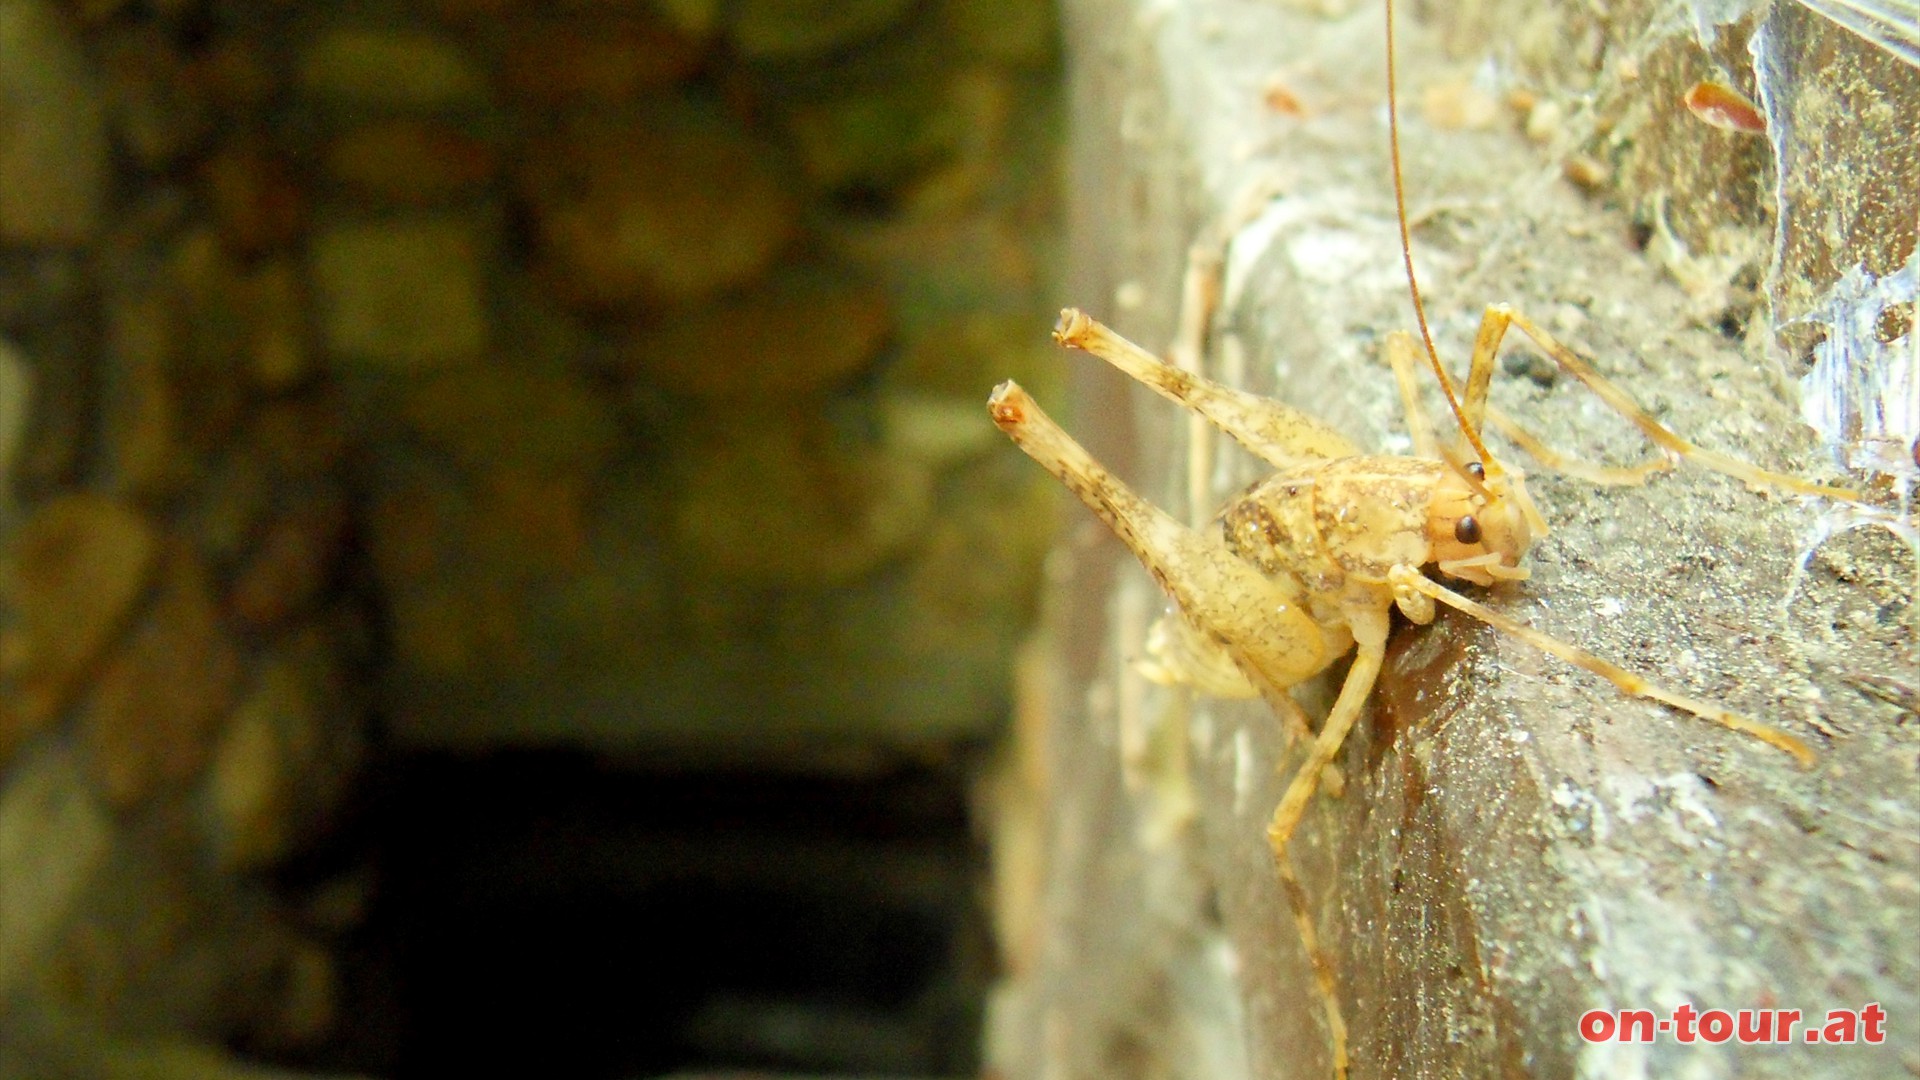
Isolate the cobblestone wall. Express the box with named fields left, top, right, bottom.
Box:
left=0, top=0, right=1060, bottom=1070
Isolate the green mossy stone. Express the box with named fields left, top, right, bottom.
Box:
left=520, top=108, right=799, bottom=310
left=400, top=364, right=618, bottom=474
left=3, top=494, right=159, bottom=742
left=622, top=269, right=892, bottom=399
left=310, top=217, right=491, bottom=370
left=296, top=26, right=489, bottom=111
left=670, top=410, right=934, bottom=586
left=728, top=0, right=916, bottom=60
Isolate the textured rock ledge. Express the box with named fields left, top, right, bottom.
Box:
left=985, top=2, right=1918, bottom=1078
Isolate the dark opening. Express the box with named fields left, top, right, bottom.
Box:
left=300, top=750, right=988, bottom=1079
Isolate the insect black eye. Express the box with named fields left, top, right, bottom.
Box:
left=1454, top=515, right=1482, bottom=545
left=1466, top=461, right=1486, bottom=480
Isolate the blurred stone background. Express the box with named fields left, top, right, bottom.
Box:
left=0, top=0, right=1059, bottom=1075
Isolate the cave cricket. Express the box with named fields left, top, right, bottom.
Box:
left=987, top=0, right=1865, bottom=1076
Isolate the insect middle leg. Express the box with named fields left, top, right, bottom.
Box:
left=1267, top=604, right=1392, bottom=1080
left=1386, top=329, right=1444, bottom=459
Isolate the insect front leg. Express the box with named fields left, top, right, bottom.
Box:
left=1267, top=604, right=1391, bottom=1080
left=1386, top=566, right=1818, bottom=765
left=1460, top=304, right=1675, bottom=485
left=1476, top=304, right=1860, bottom=499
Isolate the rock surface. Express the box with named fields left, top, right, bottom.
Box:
left=80, top=546, right=242, bottom=807
left=987, top=3, right=1920, bottom=1079
left=297, top=26, right=489, bottom=110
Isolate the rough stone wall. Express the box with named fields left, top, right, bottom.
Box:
left=0, top=0, right=1060, bottom=1072
left=0, top=0, right=367, bottom=1066
left=987, top=2, right=1916, bottom=1079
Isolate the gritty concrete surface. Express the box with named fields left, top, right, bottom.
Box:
left=993, top=1, right=1919, bottom=1078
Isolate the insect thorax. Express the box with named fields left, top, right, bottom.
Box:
left=1218, top=457, right=1446, bottom=601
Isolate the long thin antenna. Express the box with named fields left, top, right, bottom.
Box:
left=1386, top=0, right=1500, bottom=477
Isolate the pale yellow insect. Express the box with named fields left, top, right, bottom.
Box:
left=988, top=2, right=1863, bottom=1077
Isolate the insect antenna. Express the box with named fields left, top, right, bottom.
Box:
left=1385, top=0, right=1502, bottom=488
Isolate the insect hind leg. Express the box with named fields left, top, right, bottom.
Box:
left=989, top=381, right=1334, bottom=700
left=1052, top=309, right=1362, bottom=469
